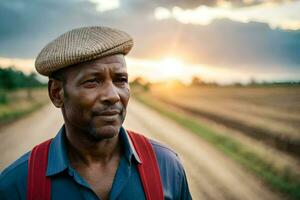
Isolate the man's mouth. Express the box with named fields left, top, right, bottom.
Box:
left=98, top=110, right=120, bottom=116
left=92, top=109, right=121, bottom=122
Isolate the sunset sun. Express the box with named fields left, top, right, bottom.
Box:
left=159, top=57, right=184, bottom=79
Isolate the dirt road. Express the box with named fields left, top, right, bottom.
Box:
left=0, top=100, right=282, bottom=199
left=0, top=103, right=63, bottom=170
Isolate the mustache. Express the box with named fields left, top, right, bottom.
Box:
left=91, top=105, right=123, bottom=116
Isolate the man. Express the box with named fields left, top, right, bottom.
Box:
left=0, top=26, right=192, bottom=200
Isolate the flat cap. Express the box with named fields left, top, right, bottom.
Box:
left=35, top=26, right=133, bottom=76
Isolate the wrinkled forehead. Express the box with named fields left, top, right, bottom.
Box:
left=65, top=54, right=127, bottom=78
left=90, top=54, right=126, bottom=69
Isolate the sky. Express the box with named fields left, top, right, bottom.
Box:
left=0, top=0, right=300, bottom=84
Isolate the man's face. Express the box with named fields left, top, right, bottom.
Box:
left=58, top=54, right=130, bottom=141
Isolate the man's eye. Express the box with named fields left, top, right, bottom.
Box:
left=82, top=78, right=99, bottom=87
left=115, top=78, right=128, bottom=84
left=85, top=79, right=97, bottom=83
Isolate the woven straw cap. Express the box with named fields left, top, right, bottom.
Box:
left=35, top=26, right=133, bottom=76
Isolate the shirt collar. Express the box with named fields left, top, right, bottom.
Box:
left=119, top=127, right=141, bottom=164
left=46, top=125, right=141, bottom=176
left=46, top=126, right=69, bottom=176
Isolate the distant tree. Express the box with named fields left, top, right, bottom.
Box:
left=190, top=76, right=218, bottom=87
left=0, top=67, right=17, bottom=89
left=191, top=76, right=204, bottom=86
left=233, top=82, right=243, bottom=87
left=130, top=77, right=151, bottom=91
left=0, top=66, right=45, bottom=90
left=249, top=77, right=258, bottom=86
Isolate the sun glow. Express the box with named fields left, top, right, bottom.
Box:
left=159, top=57, right=184, bottom=79
left=126, top=56, right=262, bottom=84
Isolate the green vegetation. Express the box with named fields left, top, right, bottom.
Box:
left=0, top=89, right=49, bottom=125
left=135, top=93, right=300, bottom=200
left=0, top=66, right=48, bottom=124
left=0, top=67, right=45, bottom=90
left=0, top=100, right=46, bottom=124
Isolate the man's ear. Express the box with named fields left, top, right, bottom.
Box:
left=48, top=79, right=65, bottom=108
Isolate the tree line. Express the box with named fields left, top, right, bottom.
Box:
left=0, top=66, right=45, bottom=90
left=130, top=76, right=300, bottom=90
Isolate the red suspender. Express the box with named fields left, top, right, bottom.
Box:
left=27, top=131, right=164, bottom=200
left=127, top=130, right=164, bottom=200
left=27, top=139, right=52, bottom=200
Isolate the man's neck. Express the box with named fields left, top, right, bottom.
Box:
left=64, top=125, right=122, bottom=167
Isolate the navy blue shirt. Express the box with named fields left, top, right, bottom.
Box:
left=0, top=126, right=192, bottom=200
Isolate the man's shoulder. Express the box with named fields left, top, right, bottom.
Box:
left=148, top=139, right=184, bottom=172
left=149, top=139, right=178, bottom=158
left=148, top=139, right=192, bottom=200
left=0, top=151, right=30, bottom=185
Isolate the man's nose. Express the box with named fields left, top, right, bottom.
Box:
left=99, top=81, right=120, bottom=104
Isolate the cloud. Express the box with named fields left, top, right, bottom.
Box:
left=0, top=0, right=128, bottom=58
left=89, top=0, right=120, bottom=12
left=154, top=1, right=300, bottom=30
left=141, top=0, right=299, bottom=9
left=129, top=18, right=300, bottom=72
left=0, top=0, right=299, bottom=80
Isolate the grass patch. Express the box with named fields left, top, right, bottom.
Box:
left=0, top=88, right=48, bottom=125
left=135, top=93, right=300, bottom=200
left=0, top=101, right=47, bottom=124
